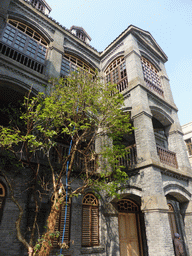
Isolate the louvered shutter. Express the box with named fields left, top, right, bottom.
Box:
left=53, top=202, right=71, bottom=248
left=59, top=203, right=71, bottom=245
left=91, top=206, right=99, bottom=246
left=82, top=205, right=91, bottom=246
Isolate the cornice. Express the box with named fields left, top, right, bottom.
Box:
left=0, top=58, right=48, bottom=88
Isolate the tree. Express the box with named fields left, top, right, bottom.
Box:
left=0, top=70, right=133, bottom=255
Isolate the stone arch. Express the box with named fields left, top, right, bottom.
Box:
left=150, top=106, right=174, bottom=127
left=7, top=12, right=53, bottom=43
left=164, top=183, right=191, bottom=203
left=140, top=50, right=161, bottom=72
left=64, top=48, right=99, bottom=71
left=102, top=51, right=125, bottom=71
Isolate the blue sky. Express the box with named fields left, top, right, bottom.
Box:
left=46, top=0, right=192, bottom=126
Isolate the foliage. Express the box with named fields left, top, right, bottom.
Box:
left=0, top=70, right=133, bottom=255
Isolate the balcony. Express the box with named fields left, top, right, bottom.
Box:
left=117, top=144, right=137, bottom=171
left=116, top=77, right=128, bottom=93
left=157, top=145, right=178, bottom=168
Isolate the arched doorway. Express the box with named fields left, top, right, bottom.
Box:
left=118, top=199, right=143, bottom=256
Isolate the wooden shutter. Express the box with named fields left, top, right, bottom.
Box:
left=91, top=206, right=99, bottom=246
left=82, top=205, right=91, bottom=246
left=82, top=193, right=99, bottom=247
left=59, top=203, right=71, bottom=245
left=53, top=202, right=71, bottom=248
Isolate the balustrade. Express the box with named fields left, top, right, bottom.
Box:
left=157, top=145, right=178, bottom=168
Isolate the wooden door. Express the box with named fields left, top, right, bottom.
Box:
left=119, top=213, right=140, bottom=256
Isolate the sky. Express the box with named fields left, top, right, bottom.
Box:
left=46, top=0, right=192, bottom=126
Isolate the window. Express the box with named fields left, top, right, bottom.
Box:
left=185, top=139, right=192, bottom=156
left=0, top=183, right=6, bottom=223
left=61, top=54, right=95, bottom=77
left=82, top=193, right=99, bottom=247
left=0, top=20, right=48, bottom=73
left=141, top=57, right=164, bottom=97
left=105, top=56, right=128, bottom=92
left=53, top=199, right=71, bottom=248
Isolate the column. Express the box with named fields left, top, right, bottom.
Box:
left=141, top=166, right=175, bottom=256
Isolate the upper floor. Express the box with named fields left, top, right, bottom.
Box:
left=0, top=0, right=191, bottom=177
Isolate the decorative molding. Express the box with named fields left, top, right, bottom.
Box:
left=161, top=169, right=188, bottom=182
left=132, top=110, right=152, bottom=120
left=101, top=42, right=124, bottom=63
left=11, top=0, right=55, bottom=33
left=0, top=60, right=47, bottom=88
left=124, top=49, right=141, bottom=59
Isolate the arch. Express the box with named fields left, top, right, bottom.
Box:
left=104, top=55, right=128, bottom=92
left=150, top=106, right=174, bottom=127
left=117, top=198, right=144, bottom=256
left=7, top=13, right=53, bottom=43
left=82, top=193, right=99, bottom=247
left=102, top=51, right=125, bottom=71
left=140, top=51, right=160, bottom=72
left=64, top=48, right=98, bottom=71
left=164, top=183, right=191, bottom=203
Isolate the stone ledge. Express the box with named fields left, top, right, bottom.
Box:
left=80, top=245, right=105, bottom=254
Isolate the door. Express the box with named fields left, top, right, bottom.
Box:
left=118, top=199, right=142, bottom=256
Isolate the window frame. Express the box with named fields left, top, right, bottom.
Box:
left=53, top=198, right=71, bottom=248
left=82, top=193, right=99, bottom=247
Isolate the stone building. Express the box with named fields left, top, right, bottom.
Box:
left=0, top=0, right=192, bottom=255
left=182, top=122, right=192, bottom=168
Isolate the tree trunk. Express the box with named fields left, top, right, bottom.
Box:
left=37, top=199, right=61, bottom=256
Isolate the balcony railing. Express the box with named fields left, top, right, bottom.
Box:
left=0, top=41, right=45, bottom=74
left=157, top=145, right=178, bottom=168
left=144, top=79, right=164, bottom=97
left=116, top=77, right=128, bottom=93
left=117, top=144, right=137, bottom=171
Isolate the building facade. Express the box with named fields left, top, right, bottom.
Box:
left=0, top=0, right=192, bottom=255
left=182, top=122, right=192, bottom=168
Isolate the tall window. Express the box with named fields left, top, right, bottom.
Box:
left=0, top=183, right=6, bottom=223
left=141, top=57, right=163, bottom=97
left=0, top=20, right=48, bottom=73
left=185, top=139, right=192, bottom=156
left=53, top=199, right=71, bottom=248
left=105, top=56, right=128, bottom=92
left=82, top=193, right=99, bottom=247
left=61, top=54, right=95, bottom=77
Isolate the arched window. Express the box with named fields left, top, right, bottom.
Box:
left=0, top=19, right=48, bottom=73
left=105, top=56, right=128, bottom=92
left=61, top=54, right=95, bottom=77
left=53, top=198, right=71, bottom=248
left=0, top=183, right=6, bottom=223
left=141, top=57, right=163, bottom=97
left=82, top=193, right=99, bottom=247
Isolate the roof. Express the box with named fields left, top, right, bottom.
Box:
left=70, top=26, right=92, bottom=41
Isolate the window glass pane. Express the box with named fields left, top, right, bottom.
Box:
left=36, top=44, right=47, bottom=63
left=26, top=38, right=38, bottom=58
left=2, top=24, right=16, bottom=45
left=14, top=32, right=27, bottom=51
